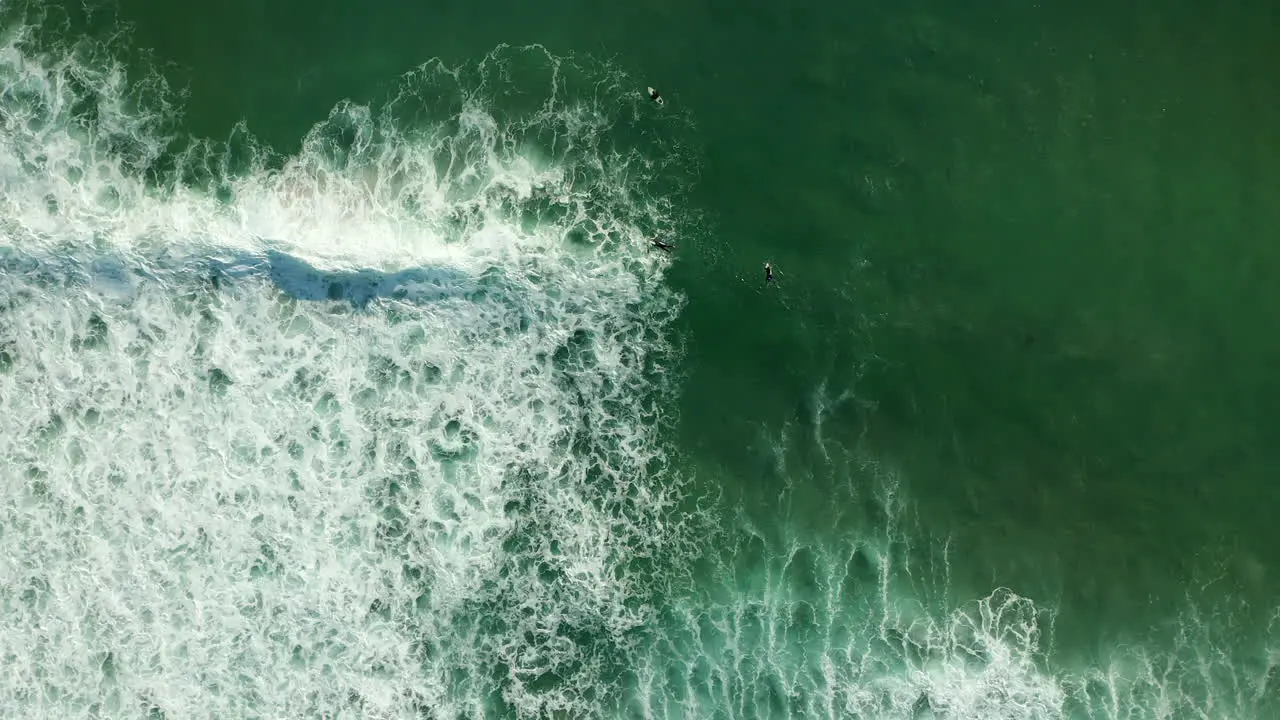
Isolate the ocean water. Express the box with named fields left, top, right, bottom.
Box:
left=1, top=0, right=1278, bottom=718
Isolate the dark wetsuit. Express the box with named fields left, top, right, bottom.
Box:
left=765, top=264, right=774, bottom=283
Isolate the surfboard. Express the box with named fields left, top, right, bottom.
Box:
left=647, top=87, right=664, bottom=105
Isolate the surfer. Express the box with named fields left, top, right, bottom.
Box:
left=647, top=87, right=664, bottom=105
left=764, top=262, right=774, bottom=284
left=649, top=237, right=674, bottom=252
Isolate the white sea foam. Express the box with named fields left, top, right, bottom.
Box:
left=2, top=7, right=1276, bottom=720
left=621, top=392, right=1280, bottom=720
left=630, top=476, right=1280, bottom=719
left=628, top=461, right=1070, bottom=720
left=0, top=17, right=699, bottom=718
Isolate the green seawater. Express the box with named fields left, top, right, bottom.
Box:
left=2, top=0, right=1279, bottom=717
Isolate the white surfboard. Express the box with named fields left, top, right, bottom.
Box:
left=647, top=87, right=664, bottom=105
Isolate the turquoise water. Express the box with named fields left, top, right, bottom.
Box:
left=2, top=0, right=1279, bottom=717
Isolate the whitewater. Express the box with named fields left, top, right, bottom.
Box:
left=1, top=6, right=1277, bottom=719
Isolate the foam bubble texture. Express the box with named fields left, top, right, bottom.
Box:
left=627, top=484, right=1280, bottom=720
left=3, top=6, right=1277, bottom=720
left=0, top=18, right=699, bottom=719
left=614, top=395, right=1280, bottom=720
left=0, top=268, right=689, bottom=718
left=625, top=471, right=1069, bottom=720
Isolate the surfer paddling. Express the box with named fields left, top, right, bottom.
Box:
left=647, top=87, right=664, bottom=105
left=764, top=262, right=774, bottom=284
left=649, top=237, right=675, bottom=252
